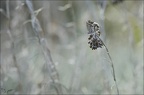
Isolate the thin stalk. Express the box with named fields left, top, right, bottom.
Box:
left=94, top=31, right=119, bottom=94
left=92, top=29, right=119, bottom=95
left=102, top=41, right=119, bottom=95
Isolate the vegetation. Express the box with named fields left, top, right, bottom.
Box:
left=0, top=0, right=143, bottom=94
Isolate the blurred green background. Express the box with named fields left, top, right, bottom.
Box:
left=0, top=0, right=143, bottom=94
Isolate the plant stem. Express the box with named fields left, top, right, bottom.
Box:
left=102, top=41, right=119, bottom=95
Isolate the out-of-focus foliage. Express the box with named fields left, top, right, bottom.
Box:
left=0, top=0, right=143, bottom=94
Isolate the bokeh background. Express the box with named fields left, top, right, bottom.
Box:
left=0, top=0, right=143, bottom=94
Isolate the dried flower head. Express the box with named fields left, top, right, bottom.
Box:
left=86, top=20, right=103, bottom=50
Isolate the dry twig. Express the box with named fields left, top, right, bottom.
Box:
left=25, top=0, right=63, bottom=94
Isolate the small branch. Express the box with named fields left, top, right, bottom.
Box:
left=25, top=0, right=63, bottom=94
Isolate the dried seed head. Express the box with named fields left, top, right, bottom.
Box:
left=86, top=20, right=103, bottom=50
left=93, top=22, right=99, bottom=29
left=87, top=20, right=94, bottom=24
